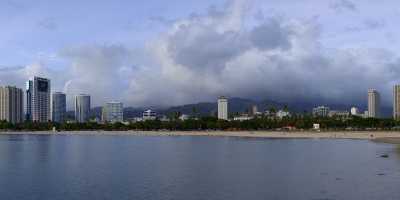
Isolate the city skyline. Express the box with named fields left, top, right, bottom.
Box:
left=0, top=0, right=400, bottom=108
left=2, top=76, right=400, bottom=123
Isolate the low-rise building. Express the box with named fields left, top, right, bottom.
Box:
left=328, top=110, right=350, bottom=118
left=143, top=109, right=157, bottom=121
left=233, top=114, right=253, bottom=121
left=179, top=114, right=190, bottom=121
left=350, top=107, right=359, bottom=115
left=313, top=106, right=330, bottom=117
left=102, top=102, right=124, bottom=123
left=276, top=110, right=291, bottom=119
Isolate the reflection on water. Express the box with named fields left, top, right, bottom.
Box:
left=0, top=134, right=399, bottom=200
left=395, top=145, right=400, bottom=159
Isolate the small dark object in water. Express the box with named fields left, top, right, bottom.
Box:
left=335, top=178, right=343, bottom=181
left=380, top=154, right=389, bottom=158
left=377, top=173, right=386, bottom=176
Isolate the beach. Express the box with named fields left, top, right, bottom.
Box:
left=1, top=130, right=400, bottom=143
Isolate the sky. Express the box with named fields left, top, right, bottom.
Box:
left=1, top=0, right=400, bottom=108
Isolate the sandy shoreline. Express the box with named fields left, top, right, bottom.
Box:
left=1, top=130, right=400, bottom=143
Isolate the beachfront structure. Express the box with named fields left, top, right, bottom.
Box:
left=328, top=110, right=350, bottom=118
left=313, top=106, right=330, bottom=117
left=26, top=77, right=51, bottom=122
left=368, top=89, right=380, bottom=118
left=179, top=114, right=190, bottom=121
left=276, top=110, right=291, bottom=119
left=51, top=92, right=66, bottom=123
left=394, top=85, right=400, bottom=119
left=75, top=94, right=91, bottom=123
left=0, top=86, right=24, bottom=124
left=233, top=114, right=253, bottom=121
left=102, top=102, right=124, bottom=123
left=143, top=109, right=157, bottom=121
left=218, top=96, right=228, bottom=120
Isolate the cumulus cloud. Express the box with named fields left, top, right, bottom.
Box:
left=346, top=19, right=386, bottom=32
left=37, top=18, right=58, bottom=31
left=59, top=44, right=132, bottom=107
left=330, top=0, right=357, bottom=12
left=124, top=0, right=397, bottom=107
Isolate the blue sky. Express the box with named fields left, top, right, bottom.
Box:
left=1, top=0, right=400, bottom=108
left=0, top=0, right=225, bottom=65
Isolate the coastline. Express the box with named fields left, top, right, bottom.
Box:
left=1, top=130, right=400, bottom=143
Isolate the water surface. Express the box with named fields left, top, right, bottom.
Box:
left=0, top=134, right=399, bottom=200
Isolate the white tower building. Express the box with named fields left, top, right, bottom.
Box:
left=218, top=96, right=228, bottom=120
left=75, top=94, right=91, bottom=123
left=368, top=89, right=380, bottom=118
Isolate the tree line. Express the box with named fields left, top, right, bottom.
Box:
left=1, top=115, right=400, bottom=131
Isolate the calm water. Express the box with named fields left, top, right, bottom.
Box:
left=0, top=134, right=399, bottom=200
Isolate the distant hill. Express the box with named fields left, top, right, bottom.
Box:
left=65, top=97, right=393, bottom=119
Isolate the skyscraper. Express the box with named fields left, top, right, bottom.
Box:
left=26, top=77, right=51, bottom=122
left=218, top=96, right=228, bottom=120
left=368, top=89, right=380, bottom=118
left=102, top=102, right=123, bottom=123
left=75, top=94, right=91, bottom=123
left=249, top=105, right=258, bottom=116
left=0, top=86, right=24, bottom=124
left=25, top=80, right=32, bottom=121
left=52, top=92, right=66, bottom=123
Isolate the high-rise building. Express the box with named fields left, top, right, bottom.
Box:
left=368, top=89, right=380, bottom=118
left=25, top=80, right=32, bottom=121
left=249, top=105, right=258, bottom=116
left=0, top=86, right=24, bottom=124
left=51, top=92, right=66, bottom=123
left=26, top=77, right=51, bottom=122
left=218, top=96, right=228, bottom=120
left=393, top=85, right=400, bottom=119
left=313, top=106, right=330, bottom=117
left=102, top=102, right=123, bottom=123
left=75, top=94, right=91, bottom=123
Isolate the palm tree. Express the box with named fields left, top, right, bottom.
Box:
left=192, top=106, right=198, bottom=119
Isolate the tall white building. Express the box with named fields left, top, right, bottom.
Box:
left=102, top=102, right=123, bottom=123
left=26, top=77, right=51, bottom=122
left=393, top=85, right=400, bottom=119
left=51, top=92, right=66, bottom=123
left=75, top=94, right=91, bottom=123
left=0, top=86, right=24, bottom=124
left=218, top=96, right=228, bottom=120
left=249, top=105, right=258, bottom=116
left=368, top=89, right=380, bottom=118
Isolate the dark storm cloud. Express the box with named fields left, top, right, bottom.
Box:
left=250, top=18, right=292, bottom=51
